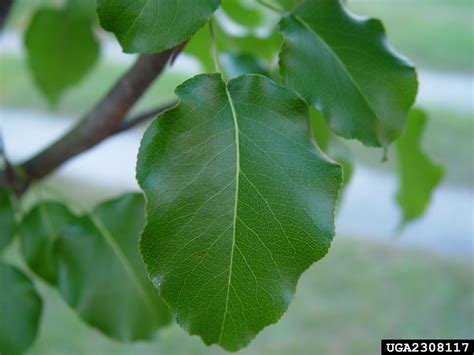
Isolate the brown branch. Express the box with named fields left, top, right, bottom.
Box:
left=113, top=100, right=177, bottom=135
left=5, top=43, right=186, bottom=193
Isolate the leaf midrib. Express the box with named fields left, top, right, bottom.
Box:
left=219, top=82, right=240, bottom=344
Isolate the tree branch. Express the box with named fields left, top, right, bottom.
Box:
left=0, top=0, right=14, bottom=29
left=113, top=100, right=177, bottom=135
left=2, top=43, right=186, bottom=193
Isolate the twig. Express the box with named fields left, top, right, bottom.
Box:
left=113, top=101, right=177, bottom=135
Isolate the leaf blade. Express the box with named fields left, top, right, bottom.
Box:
left=396, top=109, right=444, bottom=225
left=0, top=263, right=42, bottom=355
left=137, top=73, right=342, bottom=350
left=96, top=0, right=221, bottom=53
left=0, top=188, right=15, bottom=252
left=24, top=6, right=99, bottom=105
left=18, top=202, right=76, bottom=284
left=54, top=193, right=171, bottom=341
left=279, top=0, right=418, bottom=147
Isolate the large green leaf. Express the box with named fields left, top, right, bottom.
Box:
left=54, top=193, right=171, bottom=341
left=18, top=202, right=76, bottom=284
left=279, top=0, right=418, bottom=147
left=0, top=188, right=15, bottom=252
left=96, top=0, right=220, bottom=53
left=0, top=263, right=42, bottom=355
left=396, top=109, right=444, bottom=225
left=137, top=74, right=342, bottom=351
left=24, top=6, right=99, bottom=105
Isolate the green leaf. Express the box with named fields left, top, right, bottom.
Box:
left=18, top=202, right=76, bottom=284
left=396, top=109, right=444, bottom=225
left=0, top=263, right=42, bottom=355
left=310, top=109, right=354, bottom=188
left=24, top=6, right=99, bottom=105
left=0, top=188, right=15, bottom=252
left=279, top=0, right=418, bottom=147
left=96, top=0, right=220, bottom=53
left=221, top=0, right=263, bottom=27
left=137, top=73, right=342, bottom=351
left=310, top=108, right=331, bottom=151
left=54, top=193, right=171, bottom=341
left=221, top=52, right=270, bottom=78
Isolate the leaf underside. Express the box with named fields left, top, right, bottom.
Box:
left=137, top=73, right=342, bottom=351
left=279, top=0, right=418, bottom=147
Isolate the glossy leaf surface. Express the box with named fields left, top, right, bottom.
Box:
left=18, top=202, right=76, bottom=284
left=54, top=194, right=171, bottom=341
left=279, top=0, right=418, bottom=147
left=0, top=188, right=15, bottom=252
left=396, top=109, right=444, bottom=225
left=25, top=7, right=99, bottom=105
left=96, top=0, right=220, bottom=53
left=0, top=263, right=42, bottom=355
left=137, top=73, right=342, bottom=351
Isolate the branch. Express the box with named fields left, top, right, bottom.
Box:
left=4, top=43, right=186, bottom=193
left=0, top=0, right=14, bottom=29
left=113, top=100, right=177, bottom=135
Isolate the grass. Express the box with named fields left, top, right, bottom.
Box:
left=3, top=237, right=471, bottom=355
left=349, top=0, right=473, bottom=71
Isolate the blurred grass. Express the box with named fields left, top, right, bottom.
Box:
left=2, top=237, right=471, bottom=355
left=349, top=0, right=473, bottom=72
left=348, top=108, right=474, bottom=187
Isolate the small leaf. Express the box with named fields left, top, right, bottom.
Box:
left=0, top=263, right=42, bottom=355
left=24, top=6, right=99, bottom=105
left=54, top=193, right=171, bottom=341
left=96, top=0, right=220, bottom=53
left=0, top=188, right=15, bottom=252
left=396, top=109, right=444, bottom=225
left=18, top=202, right=76, bottom=284
left=137, top=73, right=342, bottom=351
left=279, top=0, right=418, bottom=147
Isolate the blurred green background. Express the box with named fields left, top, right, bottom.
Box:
left=1, top=0, right=473, bottom=354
